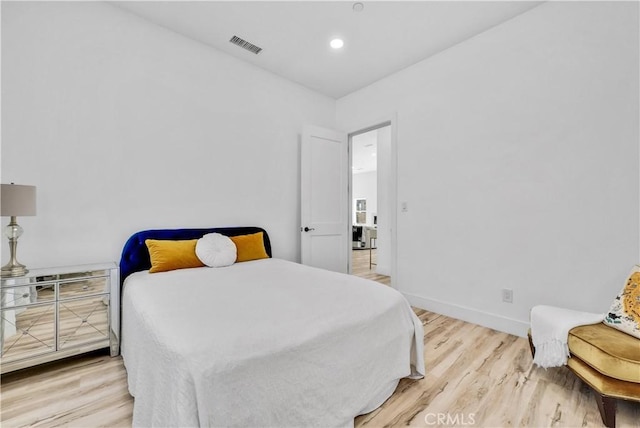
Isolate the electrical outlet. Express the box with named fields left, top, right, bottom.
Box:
left=502, top=288, right=513, bottom=303
left=401, top=202, right=408, bottom=212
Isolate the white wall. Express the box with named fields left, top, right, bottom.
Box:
left=1, top=2, right=335, bottom=268
left=352, top=171, right=377, bottom=226
left=337, top=1, right=639, bottom=336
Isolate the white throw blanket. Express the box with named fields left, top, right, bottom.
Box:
left=122, top=259, right=425, bottom=427
left=530, top=305, right=604, bottom=368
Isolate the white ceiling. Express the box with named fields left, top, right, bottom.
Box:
left=352, top=130, right=378, bottom=174
left=112, top=1, right=542, bottom=99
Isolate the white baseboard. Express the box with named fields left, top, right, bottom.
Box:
left=402, top=292, right=530, bottom=338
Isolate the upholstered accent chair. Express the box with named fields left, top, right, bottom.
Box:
left=529, top=323, right=640, bottom=427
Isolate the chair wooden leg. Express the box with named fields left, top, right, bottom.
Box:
left=595, top=393, right=616, bottom=428
left=527, top=332, right=535, bottom=359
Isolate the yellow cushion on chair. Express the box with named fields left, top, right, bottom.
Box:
left=567, top=356, right=640, bottom=401
left=568, top=323, right=640, bottom=383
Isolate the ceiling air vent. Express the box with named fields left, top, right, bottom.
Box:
left=229, top=35, right=263, bottom=55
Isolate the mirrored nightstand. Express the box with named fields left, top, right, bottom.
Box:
left=0, top=262, right=119, bottom=374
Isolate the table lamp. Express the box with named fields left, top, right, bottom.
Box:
left=1, top=183, right=36, bottom=277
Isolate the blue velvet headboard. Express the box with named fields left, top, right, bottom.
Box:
left=119, top=227, right=272, bottom=285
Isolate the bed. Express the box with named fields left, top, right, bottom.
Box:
left=119, top=227, right=425, bottom=427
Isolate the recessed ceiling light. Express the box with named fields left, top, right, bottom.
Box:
left=371, top=153, right=377, bottom=157
left=330, top=39, right=344, bottom=49
left=353, top=2, right=364, bottom=12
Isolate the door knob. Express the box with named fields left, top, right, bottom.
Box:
left=303, top=227, right=315, bottom=232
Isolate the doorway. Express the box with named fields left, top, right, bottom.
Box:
left=349, top=123, right=392, bottom=286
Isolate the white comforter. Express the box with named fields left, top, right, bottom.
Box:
left=122, top=258, right=424, bottom=427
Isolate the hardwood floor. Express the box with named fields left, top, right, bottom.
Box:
left=1, top=351, right=132, bottom=427
left=352, top=248, right=391, bottom=285
left=2, top=264, right=639, bottom=427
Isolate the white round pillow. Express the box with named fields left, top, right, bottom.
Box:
left=195, top=233, right=237, bottom=268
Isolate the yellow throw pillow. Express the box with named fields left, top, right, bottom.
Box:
left=145, top=239, right=205, bottom=273
left=230, top=232, right=269, bottom=262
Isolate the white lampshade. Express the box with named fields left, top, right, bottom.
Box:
left=1, top=184, right=36, bottom=217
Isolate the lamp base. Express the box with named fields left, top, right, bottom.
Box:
left=2, top=217, right=29, bottom=277
left=1, top=262, right=29, bottom=277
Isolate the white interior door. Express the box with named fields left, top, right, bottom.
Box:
left=301, top=125, right=348, bottom=273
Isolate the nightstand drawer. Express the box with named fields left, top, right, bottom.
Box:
left=1, top=303, right=56, bottom=363
left=58, top=295, right=109, bottom=350
left=1, top=283, right=55, bottom=308
left=58, top=275, right=109, bottom=299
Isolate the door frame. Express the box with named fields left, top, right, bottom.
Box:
left=347, top=114, right=398, bottom=288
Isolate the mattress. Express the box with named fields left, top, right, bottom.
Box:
left=121, top=258, right=424, bottom=427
